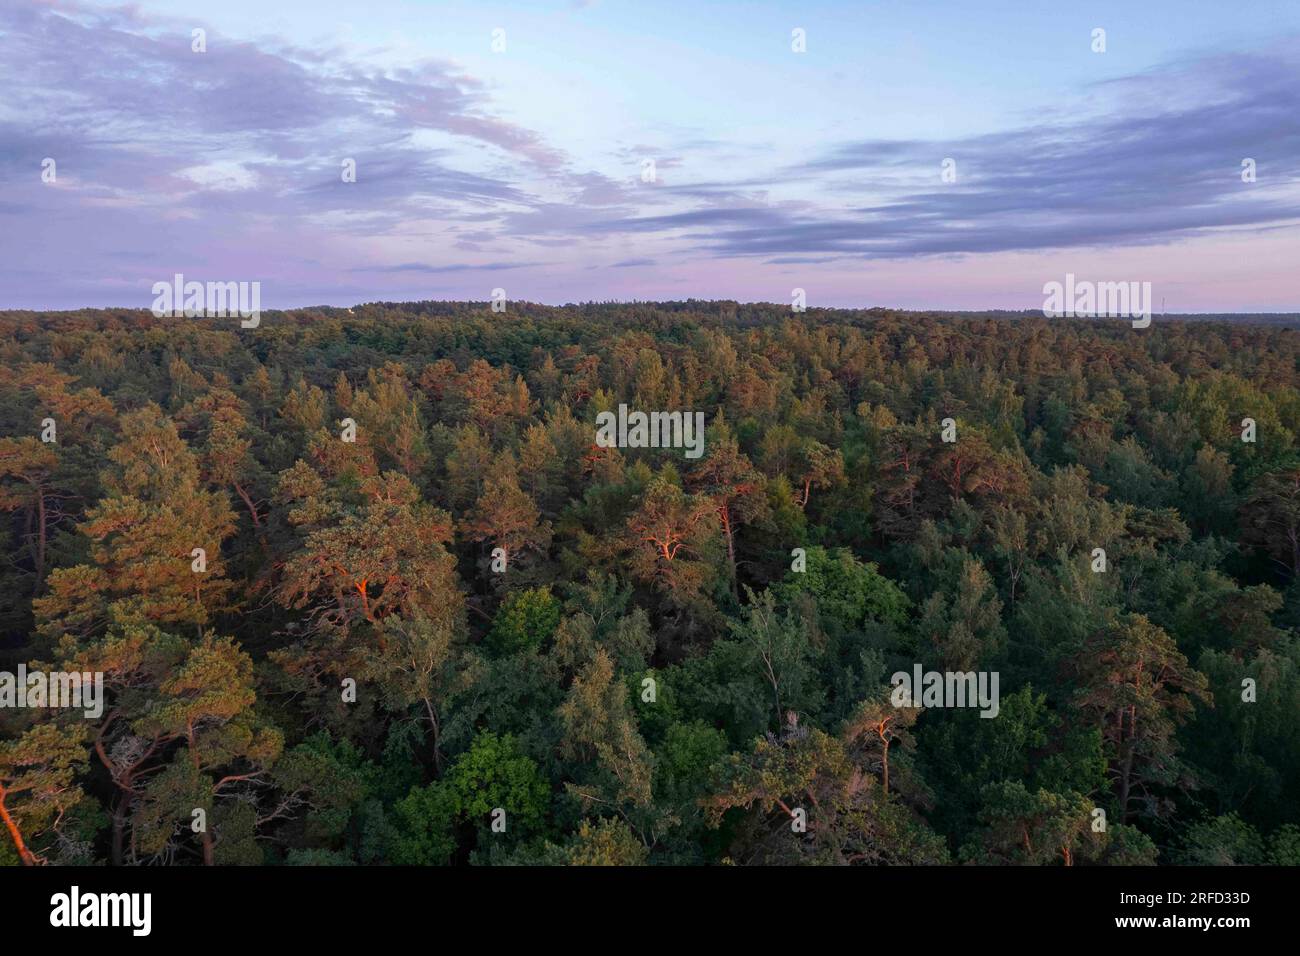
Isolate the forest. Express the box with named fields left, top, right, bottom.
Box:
left=1, top=301, right=1297, bottom=867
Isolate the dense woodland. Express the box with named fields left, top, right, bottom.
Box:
left=1, top=301, right=1298, bottom=866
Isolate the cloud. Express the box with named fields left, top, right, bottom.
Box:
left=0, top=0, right=592, bottom=305
left=2, top=22, right=543, bottom=182
left=1, top=2, right=1297, bottom=309
left=354, top=261, right=543, bottom=274
left=510, top=45, right=1300, bottom=262
left=769, top=47, right=1300, bottom=257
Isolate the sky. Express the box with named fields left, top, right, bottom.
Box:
left=2, top=0, right=1298, bottom=312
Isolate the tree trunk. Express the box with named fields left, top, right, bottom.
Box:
left=424, top=696, right=443, bottom=775
left=1117, top=734, right=1136, bottom=823
left=357, top=580, right=374, bottom=621
left=34, top=486, right=47, bottom=594
left=111, top=795, right=128, bottom=866
left=187, top=720, right=215, bottom=865
left=233, top=481, right=262, bottom=528
left=0, top=787, right=38, bottom=865
left=720, top=507, right=738, bottom=599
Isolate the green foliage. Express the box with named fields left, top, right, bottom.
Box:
left=388, top=782, right=459, bottom=866
left=487, top=587, right=561, bottom=656
left=1270, top=824, right=1300, bottom=865
left=446, top=732, right=550, bottom=834
left=566, top=818, right=648, bottom=866
left=2, top=305, right=1298, bottom=866
left=772, top=546, right=910, bottom=632
left=1174, top=814, right=1267, bottom=865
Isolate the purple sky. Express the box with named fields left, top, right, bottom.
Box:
left=3, top=0, right=1299, bottom=312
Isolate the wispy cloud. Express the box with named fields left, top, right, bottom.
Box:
left=550, top=46, right=1300, bottom=261
left=1, top=1, right=1297, bottom=309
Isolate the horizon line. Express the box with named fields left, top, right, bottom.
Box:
left=3, top=300, right=1298, bottom=319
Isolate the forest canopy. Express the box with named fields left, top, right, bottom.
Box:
left=1, top=301, right=1297, bottom=867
